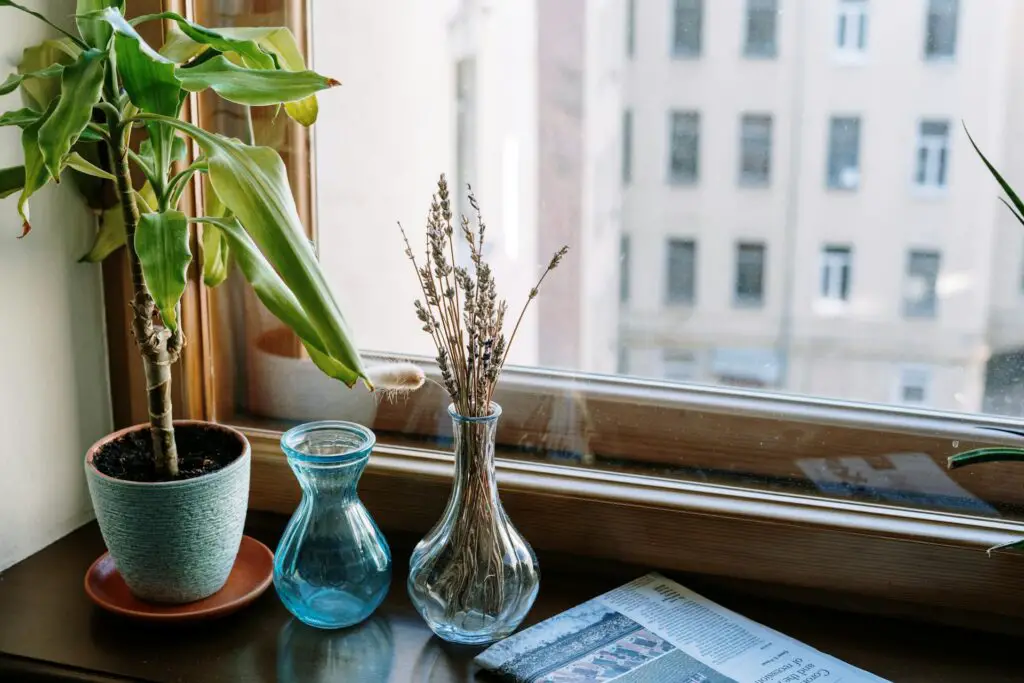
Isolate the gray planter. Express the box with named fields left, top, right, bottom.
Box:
left=85, top=420, right=251, bottom=604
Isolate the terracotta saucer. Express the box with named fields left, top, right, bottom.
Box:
left=85, top=536, right=275, bottom=622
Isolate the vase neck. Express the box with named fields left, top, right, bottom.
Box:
left=288, top=457, right=367, bottom=499
left=450, top=412, right=499, bottom=496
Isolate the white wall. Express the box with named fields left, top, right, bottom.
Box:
left=0, top=2, right=111, bottom=569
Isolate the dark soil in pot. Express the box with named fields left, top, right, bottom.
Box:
left=93, top=424, right=243, bottom=483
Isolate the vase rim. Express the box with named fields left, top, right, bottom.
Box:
left=447, top=402, right=502, bottom=423
left=280, top=420, right=376, bottom=464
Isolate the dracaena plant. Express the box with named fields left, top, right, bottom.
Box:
left=1, top=0, right=370, bottom=477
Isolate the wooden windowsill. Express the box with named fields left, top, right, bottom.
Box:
left=0, top=514, right=1021, bottom=682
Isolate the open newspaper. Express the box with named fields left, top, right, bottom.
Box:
left=475, top=573, right=889, bottom=683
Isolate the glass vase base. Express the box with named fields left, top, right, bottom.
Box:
left=276, top=580, right=387, bottom=630
left=426, top=616, right=513, bottom=646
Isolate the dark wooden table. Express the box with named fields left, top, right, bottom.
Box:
left=1, top=515, right=1022, bottom=682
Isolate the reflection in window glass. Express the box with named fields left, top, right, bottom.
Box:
left=619, top=234, right=630, bottom=304
left=672, top=0, right=703, bottom=57
left=622, top=109, right=633, bottom=185
left=926, top=0, right=959, bottom=60
left=899, top=366, right=932, bottom=405
left=663, top=350, right=698, bottom=381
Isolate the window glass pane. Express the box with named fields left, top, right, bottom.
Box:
left=740, top=114, right=772, bottom=185
left=622, top=109, right=632, bottom=185
left=827, top=117, right=861, bottom=189
left=735, top=243, right=766, bottom=305
left=904, top=250, right=941, bottom=318
left=926, top=0, right=959, bottom=58
left=626, top=0, right=636, bottom=58
left=836, top=0, right=869, bottom=53
left=673, top=0, right=703, bottom=57
left=667, top=239, right=697, bottom=304
left=196, top=0, right=1024, bottom=519
left=745, top=0, right=778, bottom=58
left=669, top=111, right=700, bottom=183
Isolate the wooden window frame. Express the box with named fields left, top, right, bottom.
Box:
left=102, top=0, right=1024, bottom=631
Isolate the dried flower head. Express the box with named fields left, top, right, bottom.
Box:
left=399, top=174, right=569, bottom=417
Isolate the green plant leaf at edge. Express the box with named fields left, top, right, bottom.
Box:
left=192, top=215, right=357, bottom=384
left=175, top=55, right=338, bottom=106
left=0, top=64, right=64, bottom=97
left=17, top=99, right=58, bottom=236
left=141, top=114, right=368, bottom=386
left=0, top=165, right=25, bottom=199
left=132, top=11, right=276, bottom=70
left=134, top=210, right=191, bottom=331
left=965, top=123, right=1024, bottom=227
left=80, top=183, right=155, bottom=262
left=38, top=49, right=106, bottom=180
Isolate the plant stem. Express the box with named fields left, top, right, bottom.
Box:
left=103, top=78, right=180, bottom=477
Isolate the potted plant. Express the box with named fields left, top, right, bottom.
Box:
left=2, top=0, right=371, bottom=603
left=949, top=126, right=1024, bottom=554
left=401, top=175, right=569, bottom=644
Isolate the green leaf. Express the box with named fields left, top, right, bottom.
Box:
left=65, top=151, right=115, bottom=180
left=199, top=219, right=230, bottom=287
left=135, top=210, right=191, bottom=331
left=0, top=1, right=89, bottom=49
left=964, top=124, right=1024, bottom=228
left=948, top=447, right=1024, bottom=470
left=211, top=26, right=318, bottom=125
left=159, top=23, right=210, bottom=64
left=85, top=7, right=181, bottom=117
left=145, top=114, right=367, bottom=386
left=38, top=49, right=106, bottom=180
left=0, top=165, right=25, bottom=199
left=76, top=0, right=122, bottom=49
left=133, top=12, right=276, bottom=70
left=0, top=65, right=64, bottom=97
left=0, top=108, right=41, bottom=129
left=17, top=40, right=78, bottom=110
left=80, top=205, right=124, bottom=262
left=192, top=215, right=355, bottom=384
left=17, top=99, right=58, bottom=235
left=175, top=55, right=338, bottom=106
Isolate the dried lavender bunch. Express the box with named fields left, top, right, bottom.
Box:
left=399, top=174, right=569, bottom=418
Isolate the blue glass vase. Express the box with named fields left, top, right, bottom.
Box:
left=407, top=403, right=539, bottom=645
left=274, top=421, right=391, bottom=629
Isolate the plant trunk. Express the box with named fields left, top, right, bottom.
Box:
left=105, top=109, right=180, bottom=477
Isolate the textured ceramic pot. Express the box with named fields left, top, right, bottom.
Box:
left=84, top=420, right=251, bottom=604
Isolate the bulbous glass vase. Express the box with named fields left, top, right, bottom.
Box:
left=407, top=403, right=539, bottom=645
left=274, top=421, right=391, bottom=629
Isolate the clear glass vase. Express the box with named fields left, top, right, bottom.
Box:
left=407, top=403, right=539, bottom=645
left=274, top=421, right=391, bottom=629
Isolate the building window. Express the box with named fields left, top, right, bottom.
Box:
left=666, top=239, right=697, bottom=305
left=821, top=245, right=852, bottom=301
left=925, top=0, right=958, bottom=60
left=915, top=120, right=950, bottom=189
left=827, top=116, right=861, bottom=190
left=899, top=366, right=932, bottom=405
left=669, top=111, right=700, bottom=184
left=735, top=243, right=766, bottom=307
left=904, top=250, right=941, bottom=318
left=663, top=350, right=698, bottom=381
left=836, top=0, right=869, bottom=54
left=672, top=0, right=703, bottom=57
left=744, top=0, right=778, bottom=58
left=617, top=344, right=630, bottom=374
left=626, top=0, right=636, bottom=58
left=622, top=109, right=633, bottom=185
left=620, top=233, right=630, bottom=304
left=739, top=114, right=772, bottom=185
